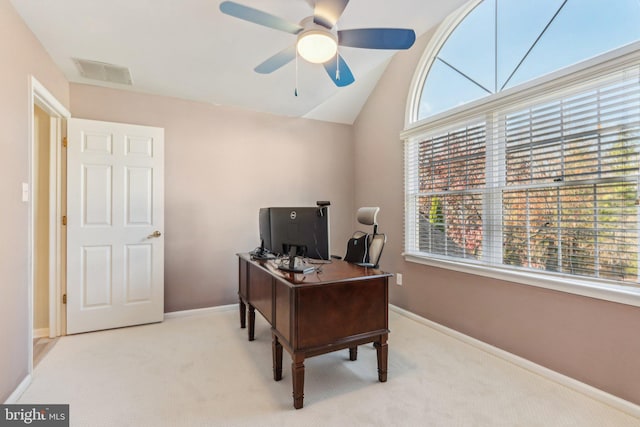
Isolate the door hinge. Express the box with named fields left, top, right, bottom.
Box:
left=62, top=294, right=67, bottom=304
left=62, top=215, right=67, bottom=226
left=63, top=136, right=67, bottom=148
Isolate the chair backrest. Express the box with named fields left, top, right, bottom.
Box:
left=368, top=233, right=386, bottom=268
left=345, top=207, right=386, bottom=268
left=357, top=207, right=379, bottom=228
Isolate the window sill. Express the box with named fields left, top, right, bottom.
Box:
left=403, top=252, right=640, bottom=308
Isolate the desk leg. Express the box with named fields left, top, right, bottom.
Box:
left=349, top=346, right=358, bottom=361
left=374, top=335, right=388, bottom=382
left=292, top=354, right=305, bottom=409
left=239, top=299, right=246, bottom=329
left=248, top=305, right=256, bottom=341
left=272, top=334, right=283, bottom=381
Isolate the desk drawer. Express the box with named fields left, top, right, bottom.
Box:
left=238, top=258, right=248, bottom=299
left=295, top=278, right=388, bottom=350
left=248, top=264, right=273, bottom=323
left=274, top=280, right=291, bottom=343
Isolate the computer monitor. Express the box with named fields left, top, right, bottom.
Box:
left=256, top=205, right=330, bottom=272
left=268, top=206, right=330, bottom=261
left=258, top=207, right=272, bottom=253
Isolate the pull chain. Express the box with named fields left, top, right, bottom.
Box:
left=295, top=48, right=299, bottom=97
left=335, top=51, right=340, bottom=81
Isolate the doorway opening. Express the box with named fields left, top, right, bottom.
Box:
left=28, top=77, right=70, bottom=371
left=33, top=104, right=57, bottom=367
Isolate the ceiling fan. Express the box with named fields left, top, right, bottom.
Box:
left=219, top=0, right=416, bottom=87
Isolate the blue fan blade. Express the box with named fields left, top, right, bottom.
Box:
left=254, top=45, right=296, bottom=74
left=313, top=0, right=350, bottom=29
left=338, top=28, right=416, bottom=50
left=323, top=56, right=355, bottom=87
left=220, top=1, right=302, bottom=34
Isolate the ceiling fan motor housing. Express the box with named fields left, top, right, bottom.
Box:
left=296, top=17, right=338, bottom=64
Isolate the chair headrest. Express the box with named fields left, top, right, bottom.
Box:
left=357, top=207, right=380, bottom=226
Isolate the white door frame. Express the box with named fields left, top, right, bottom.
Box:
left=28, top=76, right=70, bottom=373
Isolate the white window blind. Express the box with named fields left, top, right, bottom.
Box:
left=405, top=63, right=640, bottom=288
left=406, top=121, right=486, bottom=260
left=502, top=77, right=640, bottom=281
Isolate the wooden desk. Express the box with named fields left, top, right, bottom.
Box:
left=237, top=253, right=391, bottom=409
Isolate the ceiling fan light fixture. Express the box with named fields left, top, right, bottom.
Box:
left=297, top=29, right=338, bottom=64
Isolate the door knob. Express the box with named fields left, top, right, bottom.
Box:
left=148, top=230, right=162, bottom=238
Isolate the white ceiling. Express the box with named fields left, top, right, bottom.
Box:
left=11, top=0, right=468, bottom=124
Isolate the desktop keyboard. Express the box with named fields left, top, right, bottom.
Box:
left=250, top=249, right=276, bottom=260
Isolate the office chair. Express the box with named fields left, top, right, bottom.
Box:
left=343, top=207, right=386, bottom=268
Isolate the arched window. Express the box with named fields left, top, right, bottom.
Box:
left=403, top=0, right=640, bottom=303
left=414, top=0, right=640, bottom=121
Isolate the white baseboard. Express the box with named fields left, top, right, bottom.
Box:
left=4, top=375, right=32, bottom=404
left=33, top=328, right=49, bottom=339
left=164, top=304, right=237, bottom=319
left=389, top=304, right=640, bottom=419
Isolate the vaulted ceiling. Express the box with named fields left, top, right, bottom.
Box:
left=11, top=0, right=468, bottom=124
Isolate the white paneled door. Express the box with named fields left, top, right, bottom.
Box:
left=66, top=119, right=164, bottom=334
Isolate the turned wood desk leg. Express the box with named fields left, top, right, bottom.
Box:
left=248, top=305, right=256, bottom=341
left=292, top=354, right=305, bottom=409
left=272, top=334, right=283, bottom=381
left=374, top=335, right=388, bottom=382
left=349, top=346, right=358, bottom=361
left=239, top=299, right=246, bottom=329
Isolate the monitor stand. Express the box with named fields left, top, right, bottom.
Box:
left=278, top=245, right=315, bottom=274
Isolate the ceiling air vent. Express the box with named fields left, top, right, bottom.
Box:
left=73, top=58, right=133, bottom=85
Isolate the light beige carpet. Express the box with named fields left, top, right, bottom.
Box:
left=18, top=309, right=640, bottom=427
left=33, top=336, right=58, bottom=368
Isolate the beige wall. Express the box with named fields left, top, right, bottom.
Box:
left=353, top=28, right=640, bottom=405
left=33, top=105, right=50, bottom=331
left=0, top=0, right=69, bottom=402
left=69, top=84, right=355, bottom=313
left=4, top=0, right=639, bottom=409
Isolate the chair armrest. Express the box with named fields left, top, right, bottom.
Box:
left=354, top=262, right=376, bottom=268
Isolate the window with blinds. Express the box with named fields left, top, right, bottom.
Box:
left=407, top=122, right=486, bottom=260
left=405, top=63, right=640, bottom=287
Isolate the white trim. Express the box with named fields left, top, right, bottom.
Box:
left=390, top=304, right=640, bottom=419
left=31, top=78, right=70, bottom=118
left=404, top=0, right=481, bottom=128
left=163, top=304, right=238, bottom=319
left=404, top=253, right=640, bottom=307
left=403, top=41, right=640, bottom=138
left=3, top=375, right=32, bottom=404
left=48, top=114, right=63, bottom=338
left=33, top=328, right=50, bottom=339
